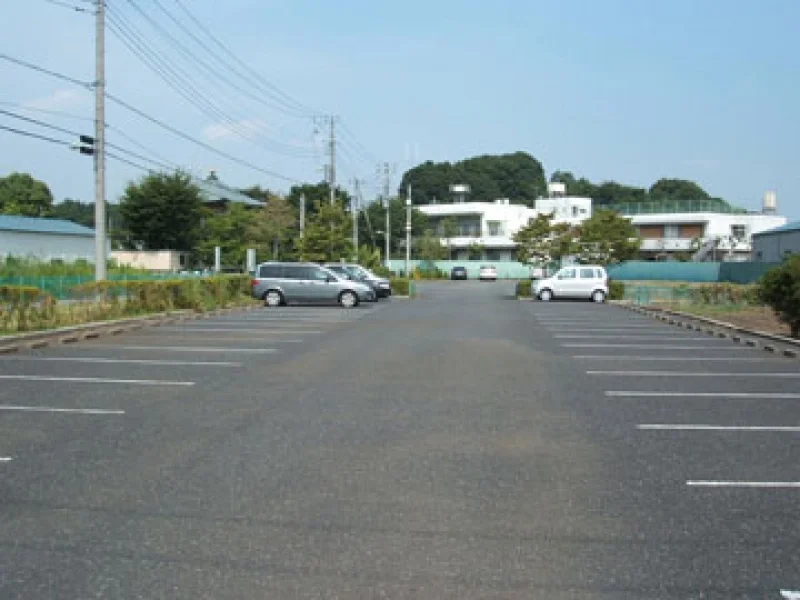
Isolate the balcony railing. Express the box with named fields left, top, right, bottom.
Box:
left=606, top=200, right=749, bottom=215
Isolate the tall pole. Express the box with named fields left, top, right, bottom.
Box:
left=383, top=163, right=391, bottom=268
left=328, top=116, right=336, bottom=205
left=94, top=0, right=107, bottom=281
left=299, top=193, right=306, bottom=238
left=352, top=179, right=359, bottom=261
left=405, top=184, right=411, bottom=277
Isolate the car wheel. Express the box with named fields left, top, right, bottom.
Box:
left=592, top=290, right=606, bottom=304
left=264, top=290, right=283, bottom=307
left=339, top=290, right=359, bottom=308
left=539, top=289, right=553, bottom=302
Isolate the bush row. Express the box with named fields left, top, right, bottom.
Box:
left=687, top=283, right=759, bottom=306
left=0, top=276, right=253, bottom=334
left=390, top=277, right=413, bottom=297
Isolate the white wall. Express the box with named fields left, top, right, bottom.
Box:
left=111, top=250, right=187, bottom=272
left=0, top=231, right=95, bottom=262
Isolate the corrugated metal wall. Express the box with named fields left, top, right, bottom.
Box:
left=0, top=231, right=95, bottom=262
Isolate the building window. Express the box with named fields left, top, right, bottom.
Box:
left=664, top=225, right=680, bottom=239
left=487, top=221, right=504, bottom=237
left=731, top=224, right=746, bottom=240
left=572, top=206, right=580, bottom=217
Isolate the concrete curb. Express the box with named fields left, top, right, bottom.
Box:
left=619, top=304, right=800, bottom=360
left=0, top=303, right=260, bottom=354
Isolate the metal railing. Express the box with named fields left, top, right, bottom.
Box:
left=606, top=200, right=749, bottom=215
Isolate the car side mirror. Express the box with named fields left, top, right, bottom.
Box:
left=327, top=275, right=337, bottom=283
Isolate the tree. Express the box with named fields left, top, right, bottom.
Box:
left=246, top=195, right=297, bottom=260
left=512, top=212, right=573, bottom=266
left=648, top=178, right=710, bottom=201
left=286, top=182, right=351, bottom=219
left=51, top=199, right=94, bottom=227
left=0, top=172, right=54, bottom=216
left=296, top=200, right=352, bottom=262
left=759, top=255, right=800, bottom=338
left=119, top=171, right=205, bottom=251
left=415, top=229, right=448, bottom=261
left=400, top=152, right=547, bottom=207
left=467, top=242, right=485, bottom=260
left=358, top=197, right=428, bottom=256
left=441, top=217, right=459, bottom=259
left=196, top=203, right=252, bottom=268
left=573, top=209, right=640, bottom=265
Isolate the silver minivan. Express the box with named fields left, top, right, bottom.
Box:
left=252, top=262, right=375, bottom=308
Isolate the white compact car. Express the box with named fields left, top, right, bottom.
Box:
left=534, top=265, right=609, bottom=303
left=478, top=265, right=498, bottom=281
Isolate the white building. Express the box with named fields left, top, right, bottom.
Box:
left=0, top=215, right=97, bottom=262
left=616, top=195, right=788, bottom=261
left=110, top=250, right=191, bottom=272
left=417, top=183, right=592, bottom=261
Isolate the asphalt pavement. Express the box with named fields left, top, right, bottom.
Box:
left=1, top=282, right=799, bottom=598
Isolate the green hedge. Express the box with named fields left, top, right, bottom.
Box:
left=515, top=280, right=533, bottom=298
left=0, top=285, right=52, bottom=303
left=390, top=277, right=413, bottom=296
left=1, top=276, right=253, bottom=334
left=688, top=283, right=759, bottom=306
left=608, top=280, right=625, bottom=301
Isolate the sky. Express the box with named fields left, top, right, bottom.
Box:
left=1, top=0, right=798, bottom=220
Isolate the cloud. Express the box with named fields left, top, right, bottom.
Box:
left=23, top=89, right=86, bottom=111
left=202, top=118, right=276, bottom=141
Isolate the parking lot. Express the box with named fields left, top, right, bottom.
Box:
left=1, top=281, right=799, bottom=598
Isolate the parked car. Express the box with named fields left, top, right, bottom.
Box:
left=534, top=265, right=608, bottom=303
left=252, top=262, right=375, bottom=308
left=451, top=266, right=468, bottom=280
left=478, top=265, right=498, bottom=281
left=324, top=263, right=392, bottom=298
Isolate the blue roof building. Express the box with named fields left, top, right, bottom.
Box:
left=0, top=214, right=98, bottom=262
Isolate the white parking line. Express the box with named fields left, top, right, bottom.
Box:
left=112, top=346, right=278, bottom=353
left=121, top=336, right=303, bottom=343
left=1, top=357, right=242, bottom=367
left=544, top=328, right=671, bottom=332
left=638, top=424, right=800, bottom=432
left=0, top=457, right=12, bottom=462
left=159, top=327, right=322, bottom=334
left=575, top=356, right=777, bottom=362
left=687, top=481, right=800, bottom=489
left=0, top=375, right=194, bottom=386
left=589, top=370, right=800, bottom=378
left=607, top=391, right=800, bottom=399
left=557, top=335, right=709, bottom=340
left=563, top=344, right=749, bottom=350
left=0, top=405, right=125, bottom=415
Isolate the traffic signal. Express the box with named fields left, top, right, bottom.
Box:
left=77, top=134, right=95, bottom=155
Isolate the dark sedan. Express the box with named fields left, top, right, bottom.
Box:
left=451, top=266, right=468, bottom=280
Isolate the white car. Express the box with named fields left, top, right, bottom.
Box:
left=478, top=265, right=498, bottom=281
left=534, top=265, right=609, bottom=303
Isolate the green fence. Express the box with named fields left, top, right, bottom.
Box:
left=606, top=261, right=780, bottom=284
left=0, top=272, right=206, bottom=300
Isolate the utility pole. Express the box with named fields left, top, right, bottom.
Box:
left=383, top=162, right=391, bottom=268
left=405, top=183, right=412, bottom=277
left=328, top=116, right=336, bottom=205
left=94, top=0, right=107, bottom=281
left=299, top=193, right=306, bottom=238
left=352, top=179, right=360, bottom=261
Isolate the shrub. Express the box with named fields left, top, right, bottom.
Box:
left=608, top=280, right=626, bottom=301
left=391, top=277, right=412, bottom=296
left=515, top=280, right=532, bottom=298
left=689, top=283, right=758, bottom=306
left=758, top=255, right=800, bottom=338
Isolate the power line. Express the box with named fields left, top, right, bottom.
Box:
left=106, top=5, right=316, bottom=159
left=106, top=92, right=302, bottom=183
left=0, top=101, right=92, bottom=122
left=106, top=150, right=152, bottom=172
left=0, top=123, right=72, bottom=147
left=169, top=0, right=319, bottom=118
left=0, top=52, right=93, bottom=89
left=0, top=108, right=83, bottom=138
left=151, top=0, right=315, bottom=119
left=42, top=0, right=93, bottom=13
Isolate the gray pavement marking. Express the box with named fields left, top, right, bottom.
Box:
left=687, top=481, right=800, bottom=488
left=117, top=336, right=304, bottom=343
left=575, top=355, right=778, bottom=362
left=638, top=424, right=800, bottom=432
left=563, top=343, right=752, bottom=349
left=0, top=357, right=242, bottom=367
left=606, top=391, right=800, bottom=399
left=0, top=405, right=125, bottom=415
left=589, top=370, right=800, bottom=378
left=0, top=375, right=195, bottom=386
left=109, top=346, right=278, bottom=353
